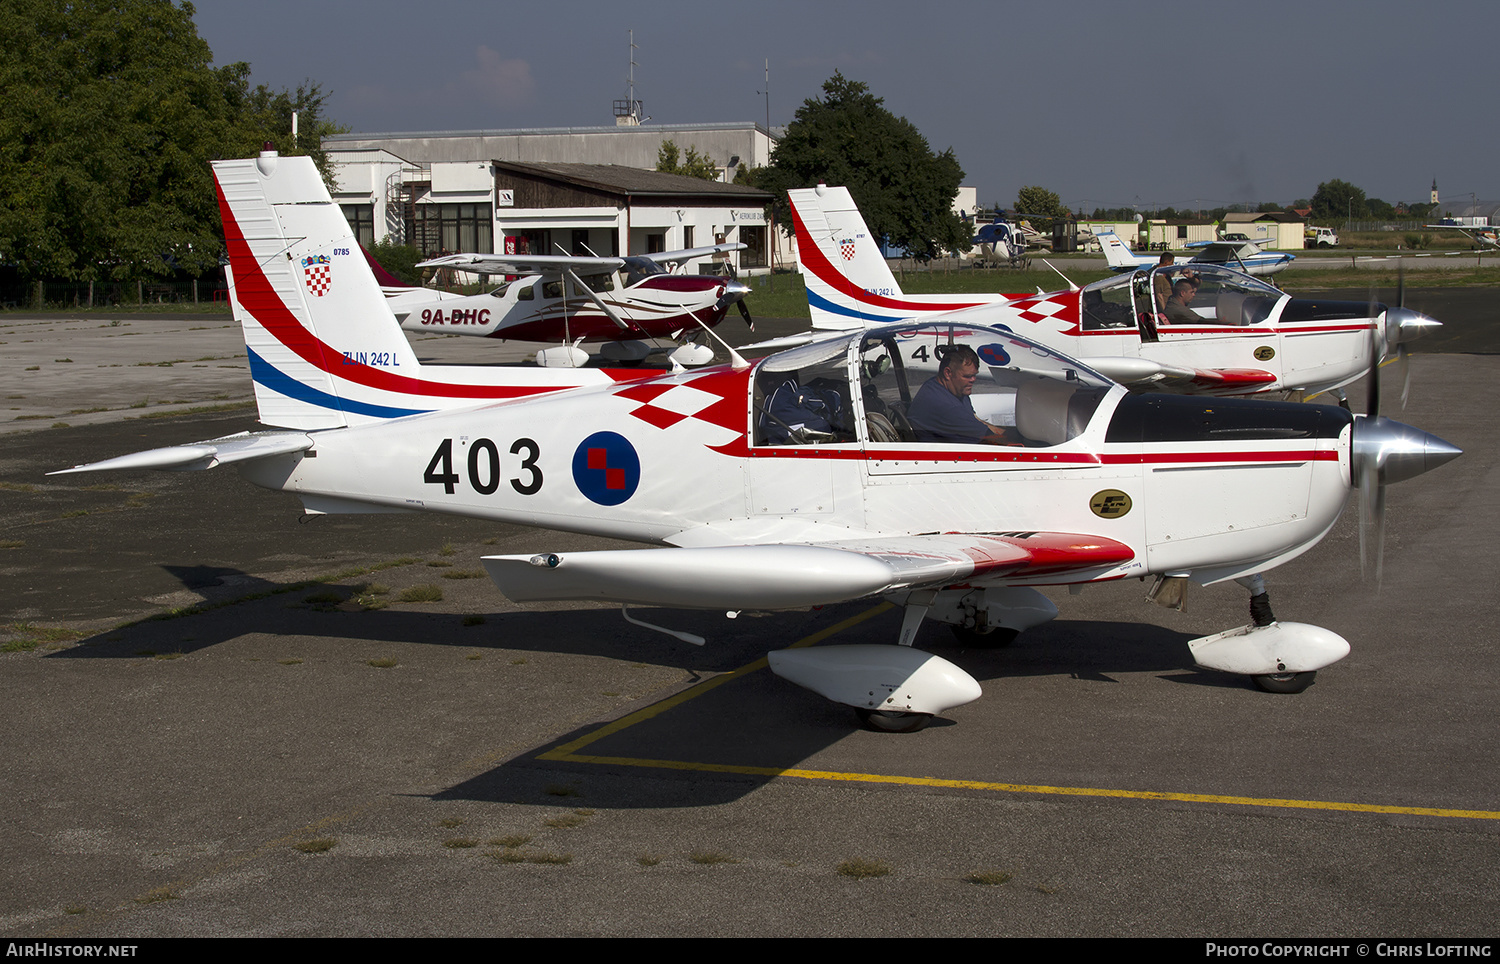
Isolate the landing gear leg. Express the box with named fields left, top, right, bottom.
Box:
left=1333, top=388, right=1351, bottom=412
left=1234, top=574, right=1317, bottom=694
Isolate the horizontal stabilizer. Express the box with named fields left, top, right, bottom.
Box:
left=50, top=432, right=313, bottom=475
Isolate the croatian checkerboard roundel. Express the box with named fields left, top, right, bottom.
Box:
left=302, top=254, right=331, bottom=297
left=839, top=238, right=856, bottom=261
left=571, top=431, right=641, bottom=506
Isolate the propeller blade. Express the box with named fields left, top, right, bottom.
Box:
left=1358, top=461, right=1388, bottom=588
left=1399, top=344, right=1411, bottom=409
left=737, top=300, right=754, bottom=331
left=1365, top=324, right=1382, bottom=419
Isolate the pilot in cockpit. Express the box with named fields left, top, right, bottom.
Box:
left=905, top=346, right=1019, bottom=445
left=1163, top=279, right=1200, bottom=325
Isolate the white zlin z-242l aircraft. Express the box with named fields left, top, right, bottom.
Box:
left=785, top=185, right=1437, bottom=400
left=390, top=245, right=753, bottom=369
left=1097, top=230, right=1297, bottom=277
left=54, top=151, right=1461, bottom=732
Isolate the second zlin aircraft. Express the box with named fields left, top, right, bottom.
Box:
left=785, top=185, right=1437, bottom=400
left=58, top=152, right=1461, bottom=731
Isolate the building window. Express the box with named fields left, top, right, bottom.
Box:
left=683, top=225, right=694, bottom=250
left=646, top=233, right=666, bottom=254
left=410, top=203, right=493, bottom=257
left=571, top=229, right=589, bottom=255
left=341, top=204, right=375, bottom=248
left=740, top=226, right=767, bottom=267
left=1177, top=224, right=1189, bottom=240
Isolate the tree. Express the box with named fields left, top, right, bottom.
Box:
left=656, top=140, right=720, bottom=181
left=1310, top=179, right=1369, bottom=222
left=366, top=238, right=424, bottom=285
left=1014, top=186, right=1065, bottom=221
left=0, top=0, right=342, bottom=283
left=753, top=72, right=968, bottom=260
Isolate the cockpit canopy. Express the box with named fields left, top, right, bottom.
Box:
left=1080, top=263, right=1285, bottom=334
left=622, top=256, right=669, bottom=287
left=754, top=322, right=1114, bottom=448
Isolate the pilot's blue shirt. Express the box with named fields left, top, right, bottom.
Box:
left=907, top=378, right=987, bottom=442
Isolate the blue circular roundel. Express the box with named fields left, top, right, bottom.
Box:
left=978, top=343, right=1012, bottom=367
left=571, top=431, right=641, bottom=506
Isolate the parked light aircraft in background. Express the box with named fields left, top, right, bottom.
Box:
left=406, top=246, right=753, bottom=368
left=1098, top=231, right=1296, bottom=277
left=1424, top=222, right=1499, bottom=249
left=387, top=245, right=752, bottom=369
left=54, top=152, right=1461, bottom=732
left=783, top=185, right=1436, bottom=402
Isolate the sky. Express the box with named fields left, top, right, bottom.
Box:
left=191, top=0, right=1499, bottom=214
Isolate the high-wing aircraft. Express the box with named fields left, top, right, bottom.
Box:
left=1098, top=230, right=1297, bottom=276
left=53, top=151, right=1461, bottom=732
left=392, top=246, right=752, bottom=369
left=782, top=185, right=1435, bottom=401
left=1424, top=221, right=1499, bottom=249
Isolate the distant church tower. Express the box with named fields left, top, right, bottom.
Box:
left=1431, top=178, right=1439, bottom=206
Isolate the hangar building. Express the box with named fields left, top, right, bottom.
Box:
left=326, top=122, right=780, bottom=274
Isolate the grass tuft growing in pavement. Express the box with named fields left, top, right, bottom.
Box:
left=399, top=584, right=443, bottom=603
left=688, top=850, right=740, bottom=866
left=294, top=839, right=336, bottom=854
left=967, top=870, right=1013, bottom=886
left=837, top=858, right=892, bottom=879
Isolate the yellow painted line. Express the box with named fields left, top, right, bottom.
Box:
left=541, top=753, right=1500, bottom=821
left=539, top=600, right=1500, bottom=823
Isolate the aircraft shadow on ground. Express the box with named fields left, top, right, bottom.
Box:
left=429, top=613, right=1236, bottom=810
left=44, top=562, right=1239, bottom=810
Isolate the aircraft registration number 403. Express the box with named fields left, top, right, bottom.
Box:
left=424, top=437, right=542, bottom=496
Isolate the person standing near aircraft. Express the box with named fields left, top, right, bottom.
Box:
left=1153, top=252, right=1176, bottom=311
left=906, top=346, right=1015, bottom=444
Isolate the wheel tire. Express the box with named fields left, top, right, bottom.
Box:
left=1252, top=671, right=1316, bottom=694
left=950, top=624, right=1019, bottom=647
left=854, top=708, right=933, bottom=733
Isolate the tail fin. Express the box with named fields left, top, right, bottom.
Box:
left=788, top=185, right=907, bottom=328
left=1097, top=231, right=1143, bottom=271
left=788, top=185, right=996, bottom=328
left=214, top=151, right=611, bottom=431
left=215, top=152, right=421, bottom=430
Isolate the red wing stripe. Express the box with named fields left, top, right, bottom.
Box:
left=963, top=532, right=1135, bottom=576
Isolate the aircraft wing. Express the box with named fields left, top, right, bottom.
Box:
left=416, top=253, right=625, bottom=277
left=1187, top=241, right=1253, bottom=261
left=642, top=242, right=747, bottom=264
left=482, top=532, right=1134, bottom=611
left=1088, top=357, right=1276, bottom=393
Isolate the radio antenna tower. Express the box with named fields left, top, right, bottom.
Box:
left=613, top=29, right=644, bottom=126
